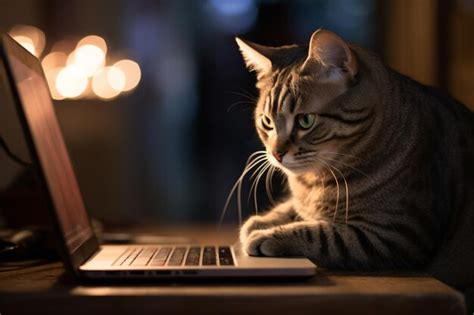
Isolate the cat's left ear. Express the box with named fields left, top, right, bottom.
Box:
left=235, top=37, right=273, bottom=80
left=301, top=30, right=358, bottom=80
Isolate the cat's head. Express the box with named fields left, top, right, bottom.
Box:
left=236, top=29, right=371, bottom=175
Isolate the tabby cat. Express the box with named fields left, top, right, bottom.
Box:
left=235, top=29, right=474, bottom=302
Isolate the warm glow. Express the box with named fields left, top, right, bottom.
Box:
left=107, top=66, right=126, bottom=91
left=67, top=44, right=105, bottom=77
left=113, top=59, right=141, bottom=92
left=10, top=29, right=140, bottom=101
left=44, top=68, right=66, bottom=100
left=12, top=35, right=36, bottom=55
left=92, top=67, right=122, bottom=99
left=56, top=66, right=88, bottom=98
left=9, top=25, right=46, bottom=57
left=77, top=35, right=107, bottom=55
left=42, top=52, right=67, bottom=71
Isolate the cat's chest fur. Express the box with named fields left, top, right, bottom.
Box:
left=287, top=173, right=333, bottom=222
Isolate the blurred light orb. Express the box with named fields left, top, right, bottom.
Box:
left=69, top=44, right=106, bottom=77
left=207, top=0, right=257, bottom=33
left=209, top=0, right=254, bottom=16
left=42, top=51, right=67, bottom=71
left=22, top=30, right=140, bottom=101
left=56, top=65, right=88, bottom=98
left=9, top=25, right=46, bottom=57
left=44, top=68, right=66, bottom=100
left=77, top=35, right=107, bottom=55
left=107, top=66, right=126, bottom=91
left=92, top=67, right=121, bottom=100
left=113, top=59, right=141, bottom=91
left=12, top=35, right=36, bottom=55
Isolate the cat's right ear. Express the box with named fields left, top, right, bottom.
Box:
left=301, top=30, right=358, bottom=81
left=235, top=37, right=272, bottom=80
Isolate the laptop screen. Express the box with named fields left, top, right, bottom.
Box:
left=4, top=39, right=94, bottom=253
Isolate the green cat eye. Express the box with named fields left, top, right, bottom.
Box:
left=297, top=114, right=316, bottom=130
left=261, top=115, right=273, bottom=130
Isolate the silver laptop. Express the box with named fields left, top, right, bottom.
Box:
left=0, top=33, right=316, bottom=279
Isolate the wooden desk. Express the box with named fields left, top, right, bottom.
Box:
left=0, top=227, right=467, bottom=315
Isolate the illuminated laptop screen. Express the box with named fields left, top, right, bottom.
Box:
left=5, top=42, right=94, bottom=252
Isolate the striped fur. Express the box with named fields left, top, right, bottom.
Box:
left=237, top=30, right=474, bottom=292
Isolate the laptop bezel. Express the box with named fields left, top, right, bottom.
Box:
left=0, top=33, right=100, bottom=277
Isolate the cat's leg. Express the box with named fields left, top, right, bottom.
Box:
left=244, top=220, right=430, bottom=269
left=239, top=200, right=297, bottom=245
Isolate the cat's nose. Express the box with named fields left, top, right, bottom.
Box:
left=272, top=150, right=287, bottom=162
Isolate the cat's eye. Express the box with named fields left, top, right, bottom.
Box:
left=261, top=115, right=273, bottom=130
left=297, top=114, right=316, bottom=130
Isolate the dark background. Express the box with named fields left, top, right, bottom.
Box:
left=0, top=0, right=473, bottom=228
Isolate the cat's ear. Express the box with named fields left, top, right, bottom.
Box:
left=235, top=37, right=273, bottom=79
left=301, top=30, right=358, bottom=80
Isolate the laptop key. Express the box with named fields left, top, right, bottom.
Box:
left=185, top=247, right=201, bottom=266
left=131, top=258, right=150, bottom=266
left=167, top=247, right=187, bottom=266
left=138, top=248, right=157, bottom=259
left=202, top=246, right=216, bottom=265
left=149, top=259, right=166, bottom=266
left=132, top=248, right=157, bottom=266
left=218, top=246, right=234, bottom=266
left=122, top=248, right=141, bottom=266
left=218, top=246, right=232, bottom=257
left=113, top=248, right=134, bottom=266
left=153, top=247, right=172, bottom=260
left=219, top=257, right=234, bottom=266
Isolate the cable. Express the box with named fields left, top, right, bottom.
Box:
left=0, top=136, right=31, bottom=166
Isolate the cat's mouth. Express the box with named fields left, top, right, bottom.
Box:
left=269, top=153, right=315, bottom=173
left=281, top=161, right=316, bottom=173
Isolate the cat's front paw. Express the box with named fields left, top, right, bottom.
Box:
left=243, top=229, right=285, bottom=257
left=239, top=215, right=273, bottom=244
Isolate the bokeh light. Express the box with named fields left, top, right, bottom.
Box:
left=56, top=65, right=88, bottom=98
left=77, top=35, right=107, bottom=55
left=113, top=59, right=141, bottom=92
left=11, top=35, right=36, bottom=55
left=92, top=67, right=122, bottom=100
left=9, top=25, right=46, bottom=57
left=68, top=44, right=106, bottom=77
left=42, top=51, right=67, bottom=70
left=44, top=68, right=66, bottom=100
left=9, top=26, right=141, bottom=101
left=207, top=0, right=258, bottom=33
left=107, top=66, right=126, bottom=91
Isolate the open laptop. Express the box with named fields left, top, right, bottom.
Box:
left=0, top=33, right=316, bottom=279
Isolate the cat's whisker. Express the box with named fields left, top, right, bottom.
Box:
left=249, top=159, right=268, bottom=180
left=245, top=150, right=267, bottom=162
left=248, top=160, right=271, bottom=214
left=314, top=157, right=340, bottom=224
left=265, top=166, right=276, bottom=205
left=237, top=88, right=258, bottom=101
left=322, top=151, right=365, bottom=162
left=329, top=164, right=350, bottom=226
left=321, top=156, right=369, bottom=178
left=219, top=152, right=267, bottom=228
left=253, top=163, right=272, bottom=215
left=248, top=160, right=270, bottom=207
left=318, top=157, right=350, bottom=226
left=238, top=155, right=268, bottom=223
left=319, top=173, right=326, bottom=204
left=226, top=101, right=257, bottom=113
left=225, top=90, right=258, bottom=102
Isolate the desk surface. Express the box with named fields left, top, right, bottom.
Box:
left=0, top=227, right=467, bottom=315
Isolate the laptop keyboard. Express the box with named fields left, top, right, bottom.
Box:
left=114, top=246, right=234, bottom=267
